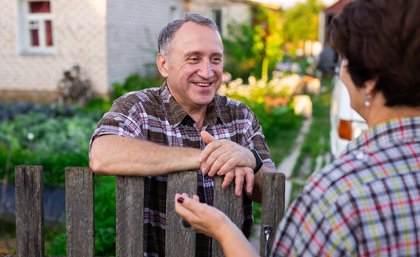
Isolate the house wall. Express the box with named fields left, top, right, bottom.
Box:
left=186, top=0, right=251, bottom=37
left=0, top=0, right=108, bottom=98
left=106, top=0, right=183, bottom=89
left=0, top=0, right=252, bottom=100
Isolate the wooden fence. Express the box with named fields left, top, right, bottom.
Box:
left=13, top=165, right=285, bottom=257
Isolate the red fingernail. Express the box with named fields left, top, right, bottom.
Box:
left=177, top=197, right=185, bottom=203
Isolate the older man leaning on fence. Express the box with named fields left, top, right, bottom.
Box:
left=89, top=12, right=276, bottom=257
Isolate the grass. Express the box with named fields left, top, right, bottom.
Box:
left=288, top=77, right=333, bottom=203
left=265, top=112, right=305, bottom=166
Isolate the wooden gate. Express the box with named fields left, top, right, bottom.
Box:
left=14, top=165, right=285, bottom=257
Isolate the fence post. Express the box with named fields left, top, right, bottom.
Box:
left=212, top=176, right=242, bottom=257
left=259, top=171, right=285, bottom=257
left=65, top=167, right=95, bottom=257
left=166, top=171, right=197, bottom=257
left=15, top=165, right=44, bottom=257
left=116, top=176, right=145, bottom=257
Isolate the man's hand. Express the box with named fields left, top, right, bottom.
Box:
left=222, top=167, right=254, bottom=196
left=199, top=131, right=255, bottom=196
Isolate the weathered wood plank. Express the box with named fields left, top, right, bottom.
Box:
left=212, top=176, right=242, bottom=257
left=15, top=165, right=44, bottom=257
left=65, top=167, right=95, bottom=257
left=259, top=171, right=285, bottom=257
left=166, top=171, right=197, bottom=257
left=116, top=176, right=145, bottom=257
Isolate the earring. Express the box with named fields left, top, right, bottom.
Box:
left=364, top=94, right=371, bottom=107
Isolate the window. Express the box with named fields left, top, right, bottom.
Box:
left=20, top=0, right=54, bottom=53
left=212, top=9, right=222, bottom=35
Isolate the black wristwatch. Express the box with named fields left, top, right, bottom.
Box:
left=250, top=149, right=263, bottom=174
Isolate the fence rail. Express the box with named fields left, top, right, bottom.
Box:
left=13, top=165, right=285, bottom=257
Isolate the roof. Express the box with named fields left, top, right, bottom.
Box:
left=324, top=0, right=351, bottom=15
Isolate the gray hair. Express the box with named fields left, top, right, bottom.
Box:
left=158, top=12, right=220, bottom=54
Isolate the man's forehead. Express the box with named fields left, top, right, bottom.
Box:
left=169, top=23, right=223, bottom=53
left=174, top=22, right=220, bottom=40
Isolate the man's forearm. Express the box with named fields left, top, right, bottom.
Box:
left=89, top=135, right=201, bottom=176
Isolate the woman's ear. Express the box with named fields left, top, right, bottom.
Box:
left=364, top=77, right=378, bottom=95
left=156, top=53, right=168, bottom=78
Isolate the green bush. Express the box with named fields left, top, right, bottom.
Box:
left=110, top=74, right=163, bottom=102
left=0, top=112, right=95, bottom=185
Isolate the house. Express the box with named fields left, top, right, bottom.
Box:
left=318, top=0, right=350, bottom=47
left=0, top=0, right=260, bottom=103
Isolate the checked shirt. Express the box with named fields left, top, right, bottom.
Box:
left=90, top=82, right=275, bottom=257
left=271, top=116, right=420, bottom=257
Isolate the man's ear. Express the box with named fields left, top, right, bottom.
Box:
left=156, top=53, right=168, bottom=78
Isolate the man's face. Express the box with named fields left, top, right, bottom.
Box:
left=158, top=22, right=223, bottom=113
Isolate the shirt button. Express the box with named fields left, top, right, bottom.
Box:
left=355, top=151, right=364, bottom=160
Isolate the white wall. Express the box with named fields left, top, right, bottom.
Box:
left=0, top=0, right=108, bottom=95
left=0, top=0, right=252, bottom=98
left=106, top=0, right=183, bottom=89
left=186, top=0, right=251, bottom=37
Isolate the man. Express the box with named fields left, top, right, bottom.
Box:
left=89, top=13, right=275, bottom=257
left=175, top=1, right=420, bottom=257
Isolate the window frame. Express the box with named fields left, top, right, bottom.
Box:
left=211, top=8, right=223, bottom=36
left=19, top=0, right=55, bottom=54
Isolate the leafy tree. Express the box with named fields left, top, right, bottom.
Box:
left=282, top=0, right=325, bottom=55
left=252, top=6, right=285, bottom=81
left=223, top=6, right=284, bottom=81
left=222, top=23, right=260, bottom=81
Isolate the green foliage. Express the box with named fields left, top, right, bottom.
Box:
left=289, top=78, right=332, bottom=203
left=110, top=74, right=163, bottom=102
left=0, top=112, right=95, bottom=185
left=252, top=6, right=285, bottom=81
left=223, top=6, right=284, bottom=81
left=283, top=0, right=324, bottom=54
left=223, top=23, right=260, bottom=80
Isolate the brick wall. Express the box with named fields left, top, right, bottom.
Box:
left=0, top=0, right=251, bottom=101
left=0, top=0, right=108, bottom=98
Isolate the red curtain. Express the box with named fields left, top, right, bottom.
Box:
left=29, top=1, right=50, bottom=13
left=30, top=29, right=39, bottom=46
left=45, top=20, right=53, bottom=46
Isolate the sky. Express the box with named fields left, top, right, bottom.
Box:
left=259, top=0, right=338, bottom=9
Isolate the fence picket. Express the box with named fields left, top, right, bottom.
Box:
left=15, top=165, right=44, bottom=257
left=259, top=171, right=285, bottom=257
left=212, top=176, right=242, bottom=257
left=116, top=176, right=145, bottom=257
left=65, top=167, right=95, bottom=257
left=166, top=171, right=197, bottom=257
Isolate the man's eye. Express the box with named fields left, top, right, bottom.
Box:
left=212, top=57, right=222, bottom=64
left=188, top=57, right=200, bottom=63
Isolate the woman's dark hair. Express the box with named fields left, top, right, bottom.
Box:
left=330, top=0, right=420, bottom=107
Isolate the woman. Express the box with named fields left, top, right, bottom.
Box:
left=175, top=0, right=420, bottom=256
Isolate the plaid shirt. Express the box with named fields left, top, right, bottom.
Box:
left=271, top=116, right=420, bottom=257
left=91, top=82, right=275, bottom=257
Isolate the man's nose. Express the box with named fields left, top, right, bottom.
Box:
left=197, top=60, right=215, bottom=78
